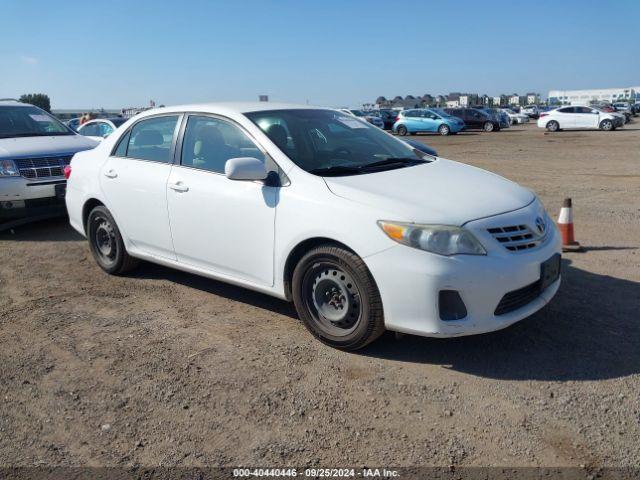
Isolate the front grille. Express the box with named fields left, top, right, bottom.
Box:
left=15, top=155, right=72, bottom=180
left=494, top=280, right=541, bottom=315
left=487, top=224, right=543, bottom=252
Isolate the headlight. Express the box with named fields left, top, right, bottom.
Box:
left=0, top=159, right=19, bottom=177
left=378, top=221, right=486, bottom=256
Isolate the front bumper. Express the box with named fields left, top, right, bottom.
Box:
left=364, top=203, right=562, bottom=337
left=0, top=177, right=67, bottom=221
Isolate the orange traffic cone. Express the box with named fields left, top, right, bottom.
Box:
left=557, top=198, right=582, bottom=252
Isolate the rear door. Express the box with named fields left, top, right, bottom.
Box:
left=555, top=107, right=576, bottom=128
left=99, top=114, right=181, bottom=259
left=403, top=110, right=420, bottom=132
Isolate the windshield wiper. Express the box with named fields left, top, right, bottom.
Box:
left=308, top=165, right=364, bottom=176
left=362, top=157, right=426, bottom=169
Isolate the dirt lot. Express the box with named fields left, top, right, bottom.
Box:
left=1, top=123, right=639, bottom=469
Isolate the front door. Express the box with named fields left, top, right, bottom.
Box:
left=166, top=114, right=277, bottom=286
left=99, top=114, right=181, bottom=259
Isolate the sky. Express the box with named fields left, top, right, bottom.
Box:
left=2, top=0, right=639, bottom=109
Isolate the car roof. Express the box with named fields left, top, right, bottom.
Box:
left=142, top=102, right=328, bottom=116
left=0, top=100, right=30, bottom=107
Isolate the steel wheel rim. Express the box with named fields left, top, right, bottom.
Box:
left=92, top=216, right=117, bottom=264
left=303, top=262, right=362, bottom=337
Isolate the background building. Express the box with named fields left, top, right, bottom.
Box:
left=548, top=87, right=638, bottom=105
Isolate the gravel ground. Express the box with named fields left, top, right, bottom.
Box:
left=1, top=122, right=639, bottom=469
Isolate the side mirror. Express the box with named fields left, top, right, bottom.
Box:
left=224, top=157, right=268, bottom=181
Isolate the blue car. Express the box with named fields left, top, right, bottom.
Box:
left=393, top=108, right=465, bottom=136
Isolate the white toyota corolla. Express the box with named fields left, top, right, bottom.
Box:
left=66, top=102, right=562, bottom=350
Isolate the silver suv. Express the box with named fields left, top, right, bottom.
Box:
left=0, top=100, right=97, bottom=228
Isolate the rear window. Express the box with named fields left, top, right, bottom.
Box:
left=125, top=116, right=179, bottom=163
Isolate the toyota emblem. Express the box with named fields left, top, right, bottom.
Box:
left=535, top=216, right=546, bottom=235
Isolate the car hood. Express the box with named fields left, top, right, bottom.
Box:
left=324, top=158, right=535, bottom=225
left=0, top=135, right=98, bottom=159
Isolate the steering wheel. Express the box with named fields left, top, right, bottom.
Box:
left=332, top=147, right=352, bottom=158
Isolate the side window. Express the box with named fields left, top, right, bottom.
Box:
left=79, top=123, right=100, bottom=136
left=114, top=130, right=130, bottom=157
left=98, top=122, right=114, bottom=137
left=127, top=116, right=179, bottom=163
left=181, top=115, right=265, bottom=174
left=558, top=107, right=575, bottom=114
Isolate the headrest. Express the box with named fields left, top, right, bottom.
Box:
left=266, top=124, right=287, bottom=149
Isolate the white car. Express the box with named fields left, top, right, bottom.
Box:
left=521, top=105, right=540, bottom=118
left=339, top=109, right=385, bottom=129
left=500, top=108, right=529, bottom=124
left=0, top=100, right=97, bottom=227
left=66, top=102, right=561, bottom=350
left=77, top=117, right=128, bottom=142
left=537, top=106, right=622, bottom=131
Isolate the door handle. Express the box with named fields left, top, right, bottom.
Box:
left=104, top=169, right=118, bottom=179
left=168, top=182, right=189, bottom=193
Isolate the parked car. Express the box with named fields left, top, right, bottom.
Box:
left=77, top=117, right=128, bottom=142
left=339, top=109, right=384, bottom=129
left=402, top=139, right=438, bottom=157
left=0, top=100, right=98, bottom=228
left=393, top=108, right=465, bottom=136
left=378, top=109, right=398, bottom=130
left=521, top=105, right=540, bottom=118
left=66, top=102, right=561, bottom=350
left=444, top=108, right=501, bottom=132
left=473, top=107, right=510, bottom=129
left=537, top=106, right=622, bottom=131
left=499, top=108, right=530, bottom=124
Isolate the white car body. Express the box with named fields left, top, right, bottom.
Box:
left=66, top=102, right=561, bottom=342
left=521, top=105, right=539, bottom=117
left=500, top=108, right=529, bottom=124
left=537, top=106, right=622, bottom=131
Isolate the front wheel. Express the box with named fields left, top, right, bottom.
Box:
left=483, top=121, right=495, bottom=132
left=396, top=125, right=408, bottom=136
left=438, top=124, right=451, bottom=136
left=292, top=245, right=385, bottom=350
left=600, top=119, right=614, bottom=131
left=87, top=205, right=139, bottom=275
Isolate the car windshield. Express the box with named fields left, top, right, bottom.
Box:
left=246, top=109, right=429, bottom=176
left=349, top=110, right=367, bottom=117
left=0, top=105, right=72, bottom=138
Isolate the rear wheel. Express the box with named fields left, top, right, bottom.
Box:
left=546, top=120, right=560, bottom=132
left=600, top=119, right=614, bottom=131
left=87, top=205, right=139, bottom=275
left=438, top=124, right=450, bottom=136
left=292, top=245, right=385, bottom=350
left=396, top=125, right=408, bottom=136
left=483, top=121, right=495, bottom=132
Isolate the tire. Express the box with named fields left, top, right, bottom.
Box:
left=438, top=124, right=450, bottom=136
left=599, top=119, right=614, bottom=131
left=396, top=125, right=408, bottom=136
left=546, top=120, right=560, bottom=132
left=87, top=205, right=139, bottom=275
left=483, top=121, right=495, bottom=132
left=292, top=245, right=385, bottom=350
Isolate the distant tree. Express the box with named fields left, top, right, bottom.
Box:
left=19, top=93, right=51, bottom=112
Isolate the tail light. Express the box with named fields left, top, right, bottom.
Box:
left=63, top=165, right=72, bottom=179
left=395, top=116, right=400, bottom=122
left=539, top=113, right=548, bottom=118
